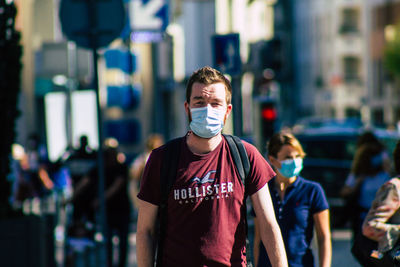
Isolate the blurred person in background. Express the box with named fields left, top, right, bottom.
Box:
left=64, top=135, right=97, bottom=185
left=11, top=143, right=34, bottom=207
left=13, top=134, right=54, bottom=205
left=67, top=138, right=131, bottom=267
left=129, top=133, right=164, bottom=216
left=253, top=132, right=331, bottom=267
left=25, top=133, right=54, bottom=196
left=361, top=140, right=400, bottom=265
left=61, top=135, right=97, bottom=227
left=340, top=131, right=391, bottom=241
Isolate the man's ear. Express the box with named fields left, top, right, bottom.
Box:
left=226, top=104, right=233, bottom=117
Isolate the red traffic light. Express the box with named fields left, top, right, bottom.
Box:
left=261, top=107, right=277, bottom=121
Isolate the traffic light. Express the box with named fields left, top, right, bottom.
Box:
left=260, top=101, right=277, bottom=146
left=247, top=38, right=284, bottom=81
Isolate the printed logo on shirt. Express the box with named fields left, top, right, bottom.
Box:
left=173, top=170, right=234, bottom=204
left=191, top=170, right=216, bottom=184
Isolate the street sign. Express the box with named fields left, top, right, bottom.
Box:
left=212, top=33, right=242, bottom=76
left=129, top=0, right=168, bottom=31
left=104, top=48, right=137, bottom=74
left=128, top=0, right=169, bottom=42
left=59, top=0, right=126, bottom=49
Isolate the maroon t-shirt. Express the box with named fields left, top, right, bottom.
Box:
left=138, top=135, right=275, bottom=266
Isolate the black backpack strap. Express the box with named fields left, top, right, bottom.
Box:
left=223, top=134, right=253, bottom=266
left=156, top=137, right=183, bottom=267
left=224, top=134, right=250, bottom=185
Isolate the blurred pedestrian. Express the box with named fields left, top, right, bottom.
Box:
left=253, top=132, right=331, bottom=267
left=57, top=135, right=97, bottom=238
left=11, top=143, right=35, bottom=207
left=101, top=140, right=131, bottom=267
left=24, top=133, right=54, bottom=198
left=63, top=135, right=97, bottom=184
left=340, top=131, right=391, bottom=240
left=63, top=135, right=97, bottom=221
left=69, top=138, right=131, bottom=267
left=359, top=139, right=400, bottom=266
left=136, top=66, right=288, bottom=266
left=128, top=133, right=164, bottom=214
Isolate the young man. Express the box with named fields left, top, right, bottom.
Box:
left=136, top=66, right=288, bottom=267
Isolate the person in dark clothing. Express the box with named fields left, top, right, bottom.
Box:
left=61, top=135, right=97, bottom=237
left=102, top=142, right=131, bottom=267
left=253, top=132, right=331, bottom=267
left=65, top=135, right=97, bottom=184
left=67, top=139, right=131, bottom=267
left=25, top=133, right=54, bottom=197
left=340, top=131, right=391, bottom=241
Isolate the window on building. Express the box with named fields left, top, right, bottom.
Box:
left=340, top=8, right=359, bottom=34
left=343, top=56, right=360, bottom=83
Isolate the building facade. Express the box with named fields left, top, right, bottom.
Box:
left=281, top=0, right=400, bottom=129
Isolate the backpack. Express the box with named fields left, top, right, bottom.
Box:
left=156, top=134, right=252, bottom=266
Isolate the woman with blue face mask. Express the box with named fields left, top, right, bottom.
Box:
left=253, top=132, right=332, bottom=267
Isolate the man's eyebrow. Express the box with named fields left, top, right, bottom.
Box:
left=192, top=96, right=204, bottom=100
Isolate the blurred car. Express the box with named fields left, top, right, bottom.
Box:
left=294, top=125, right=400, bottom=229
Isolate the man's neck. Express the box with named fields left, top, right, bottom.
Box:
left=186, top=131, right=222, bottom=154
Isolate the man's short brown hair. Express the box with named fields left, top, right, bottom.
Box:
left=185, top=66, right=232, bottom=105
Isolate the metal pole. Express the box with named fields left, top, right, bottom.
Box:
left=232, top=75, right=243, bottom=137
left=92, top=48, right=107, bottom=267
left=87, top=0, right=107, bottom=266
left=66, top=42, right=78, bottom=148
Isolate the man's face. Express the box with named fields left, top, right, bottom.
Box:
left=185, top=82, right=232, bottom=122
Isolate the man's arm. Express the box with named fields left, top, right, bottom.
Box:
left=251, top=184, right=288, bottom=267
left=253, top=216, right=261, bottom=266
left=314, top=210, right=332, bottom=267
left=137, top=199, right=159, bottom=267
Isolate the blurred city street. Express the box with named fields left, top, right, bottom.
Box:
left=329, top=230, right=361, bottom=267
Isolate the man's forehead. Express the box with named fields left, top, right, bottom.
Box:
left=191, top=82, right=226, bottom=97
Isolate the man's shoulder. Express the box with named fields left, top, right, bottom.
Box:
left=239, top=139, right=263, bottom=159
left=223, top=135, right=257, bottom=152
left=158, top=136, right=185, bottom=150
left=240, top=139, right=256, bottom=150
left=152, top=136, right=186, bottom=160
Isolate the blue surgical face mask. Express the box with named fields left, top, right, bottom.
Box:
left=190, top=106, right=226, bottom=138
left=278, top=158, right=303, bottom=178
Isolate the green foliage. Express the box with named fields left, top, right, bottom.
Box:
left=383, top=24, right=400, bottom=77
left=0, top=0, right=23, bottom=218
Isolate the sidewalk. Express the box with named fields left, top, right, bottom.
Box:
left=126, top=228, right=361, bottom=267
